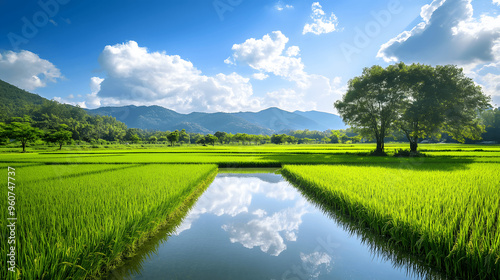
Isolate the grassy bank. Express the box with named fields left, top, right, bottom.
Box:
left=281, top=164, right=500, bottom=279
left=1, top=163, right=217, bottom=279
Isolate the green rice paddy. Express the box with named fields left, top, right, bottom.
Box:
left=281, top=163, right=500, bottom=279
left=1, top=143, right=499, bottom=279
left=1, top=163, right=217, bottom=279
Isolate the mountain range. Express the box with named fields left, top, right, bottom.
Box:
left=0, top=78, right=346, bottom=134
left=86, top=105, right=346, bottom=134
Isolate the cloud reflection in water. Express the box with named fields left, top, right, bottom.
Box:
left=174, top=174, right=309, bottom=257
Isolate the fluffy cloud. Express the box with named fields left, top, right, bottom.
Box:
left=303, top=2, right=340, bottom=35
left=229, top=31, right=308, bottom=87
left=286, top=46, right=300, bottom=57
left=86, top=41, right=262, bottom=113
left=228, top=31, right=343, bottom=112
left=0, top=50, right=61, bottom=91
left=377, top=0, right=500, bottom=65
left=84, top=77, right=104, bottom=108
left=275, top=1, right=293, bottom=11
left=420, top=0, right=446, bottom=24
left=252, top=73, right=269, bottom=80
left=84, top=37, right=341, bottom=113
left=227, top=30, right=342, bottom=113
left=477, top=73, right=500, bottom=106
left=494, top=0, right=500, bottom=6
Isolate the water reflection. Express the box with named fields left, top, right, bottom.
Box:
left=222, top=201, right=308, bottom=256
left=175, top=174, right=298, bottom=236
left=108, top=171, right=441, bottom=280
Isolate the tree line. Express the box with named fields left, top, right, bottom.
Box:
left=0, top=99, right=128, bottom=152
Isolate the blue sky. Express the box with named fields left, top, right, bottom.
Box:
left=0, top=0, right=499, bottom=114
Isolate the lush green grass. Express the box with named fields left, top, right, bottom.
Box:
left=1, top=164, right=217, bottom=279
left=1, top=143, right=499, bottom=279
left=4, top=142, right=500, bottom=154
left=281, top=164, right=500, bottom=279
left=1, top=144, right=499, bottom=167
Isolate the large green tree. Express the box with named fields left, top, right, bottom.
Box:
left=167, top=131, right=179, bottom=146
left=204, top=134, right=218, bottom=146
left=149, top=136, right=158, bottom=144
left=214, top=131, right=227, bottom=144
left=179, top=129, right=190, bottom=145
left=334, top=64, right=406, bottom=153
left=51, top=130, right=73, bottom=150
left=6, top=121, right=43, bottom=152
left=398, top=64, right=491, bottom=152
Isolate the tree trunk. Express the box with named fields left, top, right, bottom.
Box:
left=376, top=139, right=384, bottom=152
left=410, top=136, right=418, bottom=153
left=22, top=141, right=26, bottom=153
left=59, top=143, right=63, bottom=150
left=410, top=142, right=417, bottom=153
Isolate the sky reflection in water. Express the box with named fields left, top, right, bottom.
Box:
left=113, top=172, right=421, bottom=280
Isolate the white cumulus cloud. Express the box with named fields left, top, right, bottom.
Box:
left=286, top=46, right=300, bottom=57
left=377, top=0, right=500, bottom=65
left=476, top=73, right=500, bottom=106
left=252, top=73, right=269, bottom=80
left=228, top=31, right=344, bottom=113
left=0, top=50, right=61, bottom=91
left=229, top=31, right=308, bottom=87
left=303, top=2, right=340, bottom=35
left=420, top=0, right=447, bottom=24
left=85, top=41, right=262, bottom=113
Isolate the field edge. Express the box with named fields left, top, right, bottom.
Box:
left=280, top=164, right=499, bottom=280
left=89, top=166, right=218, bottom=280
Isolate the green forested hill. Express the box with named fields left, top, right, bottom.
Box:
left=0, top=79, right=47, bottom=121
left=0, top=80, right=128, bottom=142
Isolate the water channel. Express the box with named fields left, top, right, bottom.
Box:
left=107, top=170, right=440, bottom=280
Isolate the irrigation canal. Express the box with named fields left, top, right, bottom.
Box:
left=107, top=169, right=441, bottom=280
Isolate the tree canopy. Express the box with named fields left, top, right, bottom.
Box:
left=5, top=120, right=44, bottom=152
left=335, top=63, right=491, bottom=153
left=167, top=131, right=180, bottom=146
left=335, top=64, right=406, bottom=152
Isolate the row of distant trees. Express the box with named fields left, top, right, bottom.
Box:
left=0, top=118, right=367, bottom=151
left=335, top=63, right=493, bottom=153
left=2, top=114, right=499, bottom=152
left=115, top=129, right=364, bottom=146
